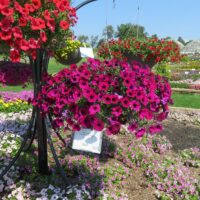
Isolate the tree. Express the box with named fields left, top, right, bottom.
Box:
left=97, top=38, right=106, bottom=48
left=103, top=25, right=115, bottom=40
left=115, top=23, right=147, bottom=39
left=90, top=35, right=99, bottom=48
left=77, top=35, right=89, bottom=43
left=177, top=36, right=185, bottom=45
left=151, top=34, right=158, bottom=39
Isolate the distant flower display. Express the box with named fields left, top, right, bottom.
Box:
left=98, top=37, right=183, bottom=66
left=33, top=58, right=173, bottom=137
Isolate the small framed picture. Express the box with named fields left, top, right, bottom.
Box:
left=72, top=129, right=103, bottom=154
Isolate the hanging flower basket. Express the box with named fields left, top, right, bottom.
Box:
left=98, top=37, right=183, bottom=69
left=0, top=62, right=32, bottom=86
left=55, top=48, right=82, bottom=65
left=55, top=39, right=83, bottom=65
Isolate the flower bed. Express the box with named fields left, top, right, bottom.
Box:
left=0, top=91, right=33, bottom=102
left=0, top=91, right=32, bottom=113
left=0, top=117, right=200, bottom=199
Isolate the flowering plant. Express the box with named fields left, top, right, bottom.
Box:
left=0, top=62, right=32, bottom=86
left=0, top=0, right=77, bottom=62
left=54, top=38, right=82, bottom=64
left=98, top=37, right=183, bottom=67
left=33, top=58, right=173, bottom=137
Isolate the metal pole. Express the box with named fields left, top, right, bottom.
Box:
left=75, top=0, right=98, bottom=11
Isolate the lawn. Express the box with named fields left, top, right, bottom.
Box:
left=172, top=92, right=200, bottom=109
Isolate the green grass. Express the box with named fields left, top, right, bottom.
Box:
left=170, top=82, right=190, bottom=89
left=172, top=92, right=200, bottom=109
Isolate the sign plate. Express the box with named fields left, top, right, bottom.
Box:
left=72, top=129, right=103, bottom=154
left=80, top=47, right=94, bottom=58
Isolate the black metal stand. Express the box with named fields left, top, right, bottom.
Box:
left=0, top=0, right=102, bottom=185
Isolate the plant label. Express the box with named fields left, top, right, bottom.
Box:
left=80, top=47, right=94, bottom=58
left=72, top=128, right=103, bottom=154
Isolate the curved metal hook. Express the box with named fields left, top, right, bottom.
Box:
left=75, top=0, right=98, bottom=11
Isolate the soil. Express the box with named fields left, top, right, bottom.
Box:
left=161, top=119, right=200, bottom=151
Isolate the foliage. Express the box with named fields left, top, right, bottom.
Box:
left=154, top=64, right=171, bottom=79
left=77, top=35, right=89, bottom=44
left=90, top=35, right=99, bottom=48
left=179, top=148, right=200, bottom=168
left=115, top=23, right=147, bottom=40
left=0, top=0, right=77, bottom=62
left=33, top=58, right=173, bottom=137
left=170, top=82, right=190, bottom=89
left=103, top=25, right=115, bottom=40
left=98, top=37, right=183, bottom=65
left=146, top=160, right=200, bottom=200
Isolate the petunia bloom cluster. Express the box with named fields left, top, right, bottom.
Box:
left=33, top=58, right=173, bottom=137
left=0, top=0, right=77, bottom=62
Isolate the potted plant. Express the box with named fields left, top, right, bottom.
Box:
left=33, top=58, right=173, bottom=138
left=54, top=39, right=82, bottom=65
left=98, top=37, right=183, bottom=68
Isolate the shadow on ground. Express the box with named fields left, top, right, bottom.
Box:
left=160, top=119, right=200, bottom=151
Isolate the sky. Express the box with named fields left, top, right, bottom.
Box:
left=71, top=0, right=200, bottom=41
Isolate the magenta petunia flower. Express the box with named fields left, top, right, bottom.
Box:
left=89, top=104, right=101, bottom=115
left=121, top=97, right=131, bottom=108
left=86, top=92, right=98, bottom=103
left=110, top=94, right=119, bottom=104
left=135, top=128, right=146, bottom=138
left=130, top=100, right=141, bottom=112
left=93, top=118, right=104, bottom=131
left=98, top=82, right=109, bottom=91
left=106, top=122, right=121, bottom=135
left=103, top=94, right=112, bottom=105
left=79, top=80, right=89, bottom=89
left=128, top=122, right=138, bottom=133
left=73, top=89, right=82, bottom=102
left=139, top=108, right=153, bottom=121
left=148, top=124, right=163, bottom=134
left=111, top=106, right=123, bottom=117
left=72, top=124, right=81, bottom=131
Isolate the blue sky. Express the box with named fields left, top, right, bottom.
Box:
left=72, top=0, right=200, bottom=41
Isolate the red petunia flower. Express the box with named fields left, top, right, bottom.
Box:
left=60, top=20, right=69, bottom=30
